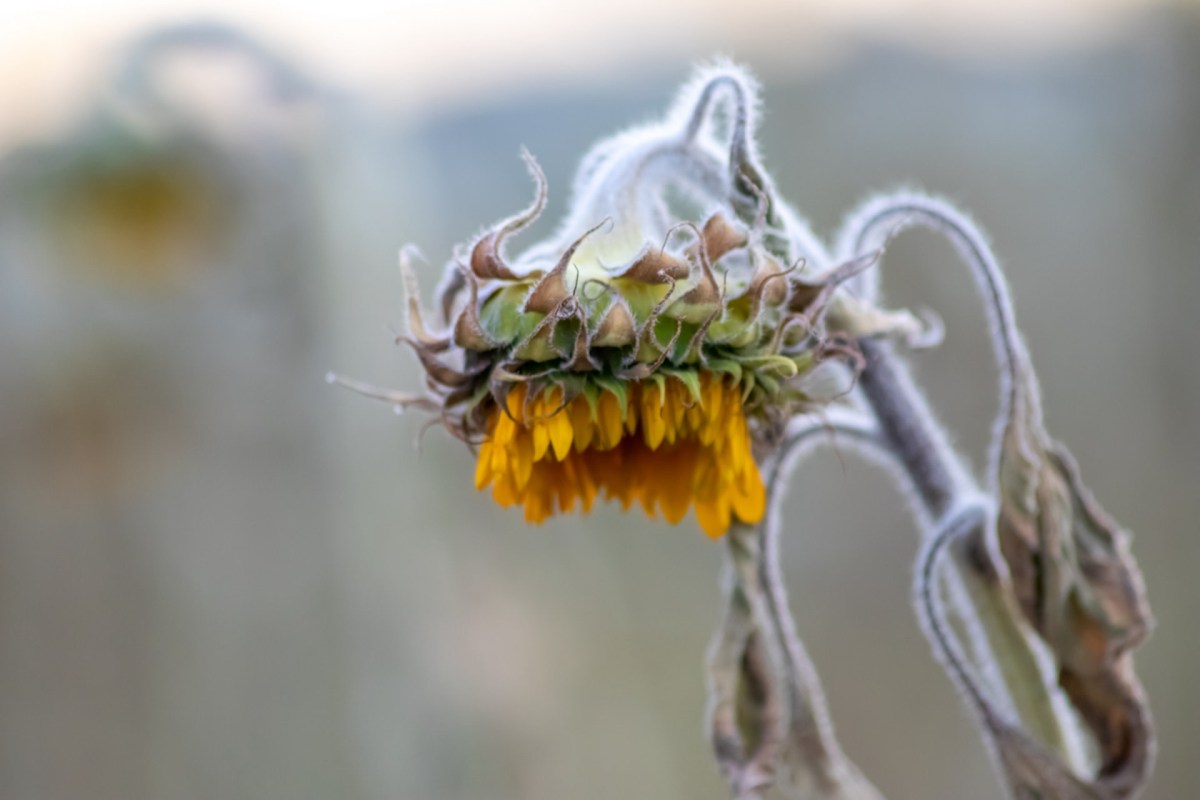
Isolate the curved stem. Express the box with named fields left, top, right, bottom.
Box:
left=835, top=193, right=1044, bottom=483
left=852, top=338, right=1086, bottom=771
left=114, top=21, right=320, bottom=122
left=831, top=192, right=1094, bottom=772
left=709, top=412, right=886, bottom=799
left=855, top=338, right=972, bottom=521
left=679, top=67, right=801, bottom=261
left=914, top=502, right=1008, bottom=731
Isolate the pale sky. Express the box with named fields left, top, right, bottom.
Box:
left=0, top=0, right=1163, bottom=147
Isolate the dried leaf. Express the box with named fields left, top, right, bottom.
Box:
left=824, top=293, right=925, bottom=343
left=522, top=220, right=607, bottom=314
left=691, top=212, right=749, bottom=263
left=398, top=246, right=451, bottom=351
left=591, top=299, right=636, bottom=348
left=995, top=364, right=1155, bottom=796
left=452, top=267, right=500, bottom=351
left=992, top=722, right=1105, bottom=800
left=709, top=524, right=886, bottom=800
left=617, top=244, right=691, bottom=283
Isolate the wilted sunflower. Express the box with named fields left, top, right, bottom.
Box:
left=0, top=22, right=318, bottom=295
left=335, top=66, right=888, bottom=537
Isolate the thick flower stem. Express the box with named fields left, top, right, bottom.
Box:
left=856, top=337, right=1089, bottom=773
left=855, top=338, right=968, bottom=520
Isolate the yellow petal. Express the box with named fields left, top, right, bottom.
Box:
left=597, top=391, right=623, bottom=450
left=695, top=497, right=728, bottom=538
left=505, top=385, right=527, bottom=423
left=641, top=388, right=666, bottom=450
left=512, top=432, right=534, bottom=489
left=704, top=375, right=723, bottom=419
left=475, top=370, right=760, bottom=539
left=624, top=387, right=639, bottom=435
left=490, top=438, right=508, bottom=473
left=532, top=422, right=550, bottom=460
left=730, top=465, right=766, bottom=524
left=570, top=399, right=594, bottom=452
left=658, top=448, right=696, bottom=524
left=493, top=472, right=519, bottom=507
left=547, top=409, right=574, bottom=461
left=735, top=425, right=753, bottom=470
left=494, top=410, right=518, bottom=446
left=475, top=442, right=494, bottom=490
left=576, top=459, right=598, bottom=512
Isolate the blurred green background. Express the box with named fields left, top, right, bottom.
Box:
left=0, top=3, right=1196, bottom=799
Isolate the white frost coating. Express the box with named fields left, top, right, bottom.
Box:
left=518, top=61, right=776, bottom=280
left=832, top=190, right=1045, bottom=490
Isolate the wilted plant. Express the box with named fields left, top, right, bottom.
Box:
left=332, top=62, right=1154, bottom=799
left=0, top=22, right=319, bottom=295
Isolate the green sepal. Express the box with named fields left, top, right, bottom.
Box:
left=703, top=357, right=744, bottom=384
left=478, top=284, right=539, bottom=345
left=614, top=279, right=672, bottom=326
left=740, top=371, right=757, bottom=403
left=736, top=354, right=799, bottom=379
left=581, top=381, right=601, bottom=421
left=556, top=372, right=590, bottom=403
left=790, top=351, right=815, bottom=373
left=552, top=317, right=583, bottom=357
left=647, top=372, right=667, bottom=404
left=665, top=296, right=721, bottom=326
left=755, top=371, right=781, bottom=398
left=512, top=318, right=563, bottom=362
left=660, top=367, right=703, bottom=405
left=593, top=374, right=629, bottom=417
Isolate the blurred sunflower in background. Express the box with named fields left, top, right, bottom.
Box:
left=39, top=123, right=234, bottom=291
left=0, top=24, right=344, bottom=800
left=0, top=22, right=318, bottom=300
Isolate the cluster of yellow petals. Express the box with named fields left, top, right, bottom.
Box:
left=474, top=372, right=766, bottom=538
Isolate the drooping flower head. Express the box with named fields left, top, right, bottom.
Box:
left=335, top=64, right=877, bottom=537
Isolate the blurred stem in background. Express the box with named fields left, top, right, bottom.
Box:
left=0, top=22, right=353, bottom=800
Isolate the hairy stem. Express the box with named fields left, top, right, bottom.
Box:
left=836, top=192, right=1043, bottom=497
left=831, top=191, right=1099, bottom=775
left=855, top=338, right=1086, bottom=772
left=708, top=412, right=886, bottom=799
left=855, top=338, right=970, bottom=521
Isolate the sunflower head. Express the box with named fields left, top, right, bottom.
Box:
left=338, top=64, right=877, bottom=537
left=45, top=130, right=234, bottom=290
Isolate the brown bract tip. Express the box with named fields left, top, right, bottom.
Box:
left=468, top=149, right=548, bottom=281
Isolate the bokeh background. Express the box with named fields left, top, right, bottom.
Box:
left=1, top=2, right=1197, bottom=798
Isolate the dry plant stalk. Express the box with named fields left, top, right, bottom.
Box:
left=333, top=62, right=1155, bottom=799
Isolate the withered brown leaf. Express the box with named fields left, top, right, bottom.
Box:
left=995, top=368, right=1155, bottom=797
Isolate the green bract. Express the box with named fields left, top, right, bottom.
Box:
left=383, top=66, right=915, bottom=444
